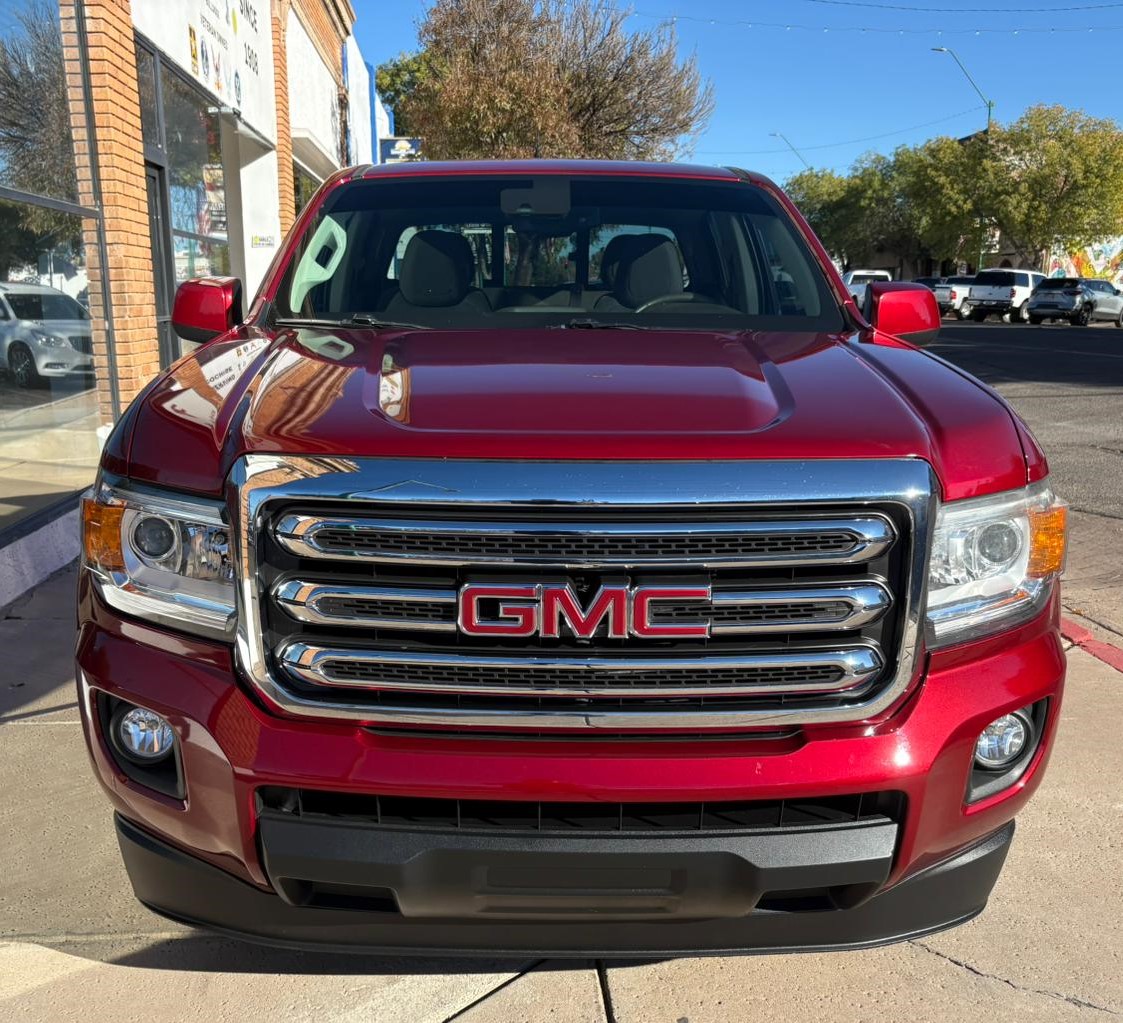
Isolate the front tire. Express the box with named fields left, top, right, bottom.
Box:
left=1116, top=307, right=1123, bottom=328
left=7, top=343, right=41, bottom=389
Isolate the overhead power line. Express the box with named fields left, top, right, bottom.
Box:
left=799, top=0, right=1123, bottom=11
left=696, top=105, right=986, bottom=156
left=629, top=7, right=1123, bottom=33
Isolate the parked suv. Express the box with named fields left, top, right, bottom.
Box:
left=0, top=283, right=94, bottom=387
left=77, top=161, right=1066, bottom=957
left=968, top=269, right=1046, bottom=322
left=1027, top=277, right=1123, bottom=326
left=934, top=275, right=976, bottom=319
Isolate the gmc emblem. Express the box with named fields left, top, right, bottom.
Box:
left=457, top=583, right=712, bottom=639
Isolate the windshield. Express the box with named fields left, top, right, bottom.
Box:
left=275, top=176, right=844, bottom=332
left=974, top=271, right=1015, bottom=287
left=5, top=292, right=90, bottom=321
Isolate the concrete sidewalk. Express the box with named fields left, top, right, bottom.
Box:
left=1, top=566, right=1120, bottom=1023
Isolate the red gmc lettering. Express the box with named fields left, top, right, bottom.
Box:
left=540, top=584, right=629, bottom=638
left=631, top=586, right=712, bottom=638
left=457, top=584, right=539, bottom=636
left=458, top=583, right=712, bottom=638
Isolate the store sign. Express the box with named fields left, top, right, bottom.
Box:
left=380, top=137, right=424, bottom=164
left=132, top=0, right=276, bottom=143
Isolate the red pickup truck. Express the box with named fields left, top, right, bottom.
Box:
left=77, top=160, right=1067, bottom=956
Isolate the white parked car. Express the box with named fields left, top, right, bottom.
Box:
left=0, top=283, right=94, bottom=388
left=841, top=269, right=892, bottom=308
left=967, top=269, right=1046, bottom=323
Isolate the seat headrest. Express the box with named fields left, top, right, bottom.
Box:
left=398, top=230, right=475, bottom=307
left=598, top=235, right=634, bottom=288
left=615, top=236, right=684, bottom=309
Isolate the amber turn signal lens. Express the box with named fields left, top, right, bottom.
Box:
left=82, top=498, right=125, bottom=572
left=1027, top=503, right=1067, bottom=578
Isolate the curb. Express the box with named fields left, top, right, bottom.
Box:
left=1060, top=617, right=1123, bottom=674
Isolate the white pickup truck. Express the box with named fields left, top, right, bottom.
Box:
left=933, top=275, right=976, bottom=319
left=968, top=269, right=1046, bottom=323
left=841, top=269, right=892, bottom=309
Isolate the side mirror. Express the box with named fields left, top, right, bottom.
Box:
left=172, top=277, right=244, bottom=344
left=865, top=281, right=940, bottom=346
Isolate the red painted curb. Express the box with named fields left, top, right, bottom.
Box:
left=1061, top=616, right=1123, bottom=674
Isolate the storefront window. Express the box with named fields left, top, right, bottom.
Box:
left=136, top=42, right=160, bottom=148
left=0, top=3, right=112, bottom=541
left=294, top=163, right=321, bottom=216
left=0, top=198, right=104, bottom=534
left=0, top=0, right=80, bottom=203
left=161, top=65, right=230, bottom=282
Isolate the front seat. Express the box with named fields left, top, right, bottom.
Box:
left=382, top=230, right=491, bottom=316
left=596, top=235, right=684, bottom=312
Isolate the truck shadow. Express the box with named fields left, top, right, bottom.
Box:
left=108, top=935, right=654, bottom=974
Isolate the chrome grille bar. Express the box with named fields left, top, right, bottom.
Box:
left=272, top=579, right=891, bottom=635
left=278, top=644, right=884, bottom=699
left=274, top=580, right=458, bottom=632
left=272, top=513, right=896, bottom=568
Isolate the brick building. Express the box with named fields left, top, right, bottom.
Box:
left=0, top=0, right=381, bottom=603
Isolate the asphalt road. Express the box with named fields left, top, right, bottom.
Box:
left=930, top=321, right=1123, bottom=636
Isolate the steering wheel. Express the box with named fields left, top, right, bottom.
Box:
left=634, top=292, right=723, bottom=313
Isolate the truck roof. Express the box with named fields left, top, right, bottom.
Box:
left=355, top=159, right=747, bottom=183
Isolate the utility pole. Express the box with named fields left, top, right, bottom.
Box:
left=932, top=47, right=995, bottom=271
left=770, top=132, right=811, bottom=171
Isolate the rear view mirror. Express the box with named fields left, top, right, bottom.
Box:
left=172, top=277, right=244, bottom=344
left=865, top=282, right=940, bottom=346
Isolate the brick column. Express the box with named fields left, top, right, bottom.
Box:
left=272, top=0, right=296, bottom=237
left=69, top=0, right=161, bottom=411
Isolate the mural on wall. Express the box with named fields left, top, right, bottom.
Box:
left=1049, top=238, right=1123, bottom=286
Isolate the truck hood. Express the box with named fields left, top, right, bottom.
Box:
left=120, top=326, right=1033, bottom=501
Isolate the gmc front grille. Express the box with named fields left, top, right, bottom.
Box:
left=233, top=457, right=933, bottom=733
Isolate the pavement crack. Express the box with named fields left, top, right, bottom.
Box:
left=439, top=960, right=547, bottom=1022
left=1063, top=605, right=1123, bottom=641
left=911, top=941, right=1120, bottom=1015
left=596, top=960, right=618, bottom=1023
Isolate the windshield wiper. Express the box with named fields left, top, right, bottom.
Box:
left=550, top=319, right=653, bottom=330
left=275, top=314, right=430, bottom=331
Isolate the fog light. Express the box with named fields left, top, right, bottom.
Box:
left=975, top=711, right=1031, bottom=769
left=116, top=706, right=175, bottom=761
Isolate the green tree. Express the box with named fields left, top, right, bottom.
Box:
left=383, top=0, right=714, bottom=161
left=375, top=51, right=439, bottom=137
left=984, top=105, right=1123, bottom=266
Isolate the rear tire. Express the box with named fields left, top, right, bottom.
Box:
left=970, top=309, right=988, bottom=322
left=1016, top=302, right=1030, bottom=323
left=956, top=304, right=972, bottom=320
left=7, top=343, right=41, bottom=389
left=1029, top=315, right=1044, bottom=325
left=1116, top=308, right=1123, bottom=328
left=1072, top=305, right=1092, bottom=326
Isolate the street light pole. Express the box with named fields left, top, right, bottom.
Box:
left=932, top=46, right=995, bottom=271
left=770, top=131, right=811, bottom=170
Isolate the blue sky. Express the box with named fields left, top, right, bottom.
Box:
left=353, top=0, right=1123, bottom=182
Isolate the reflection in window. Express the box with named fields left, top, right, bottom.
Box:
left=161, top=65, right=229, bottom=281
left=136, top=42, right=160, bottom=148
left=294, top=162, right=320, bottom=216
left=0, top=196, right=102, bottom=533
left=0, top=0, right=80, bottom=202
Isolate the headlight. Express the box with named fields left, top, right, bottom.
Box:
left=81, top=479, right=235, bottom=639
left=33, top=330, right=71, bottom=348
left=926, top=481, right=1067, bottom=647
